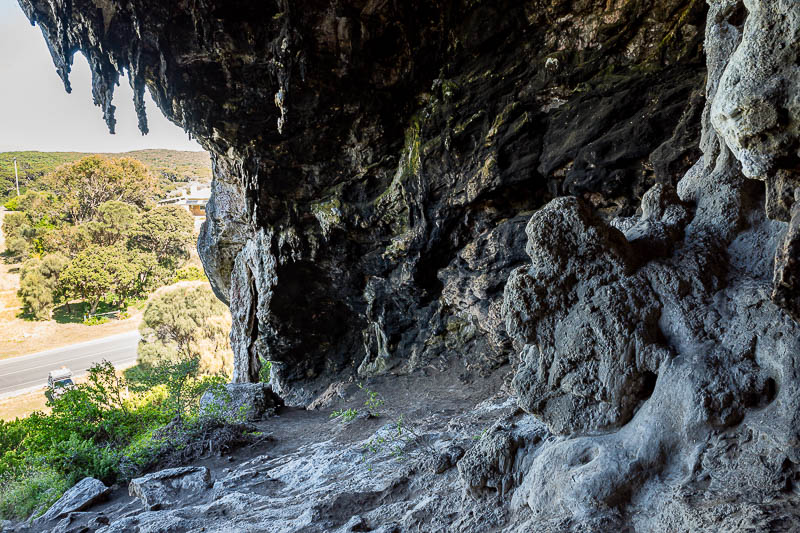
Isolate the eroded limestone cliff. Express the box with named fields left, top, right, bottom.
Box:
left=16, top=0, right=800, bottom=530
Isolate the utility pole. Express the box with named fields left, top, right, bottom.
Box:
left=13, top=157, right=19, bottom=196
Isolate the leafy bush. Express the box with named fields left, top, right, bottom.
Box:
left=137, top=284, right=233, bottom=375
left=172, top=265, right=208, bottom=283
left=5, top=236, right=30, bottom=259
left=259, top=359, right=272, bottom=383
left=0, top=467, right=68, bottom=520
left=3, top=196, right=20, bottom=211
left=127, top=357, right=227, bottom=424
left=83, top=315, right=110, bottom=326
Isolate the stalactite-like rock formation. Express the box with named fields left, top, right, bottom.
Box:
left=17, top=0, right=800, bottom=530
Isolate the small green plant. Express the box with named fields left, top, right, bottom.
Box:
left=258, top=358, right=272, bottom=383
left=359, top=414, right=440, bottom=472
left=330, top=384, right=385, bottom=424
left=358, top=383, right=384, bottom=418
left=330, top=408, right=359, bottom=422
left=472, top=428, right=489, bottom=441
left=83, top=315, right=110, bottom=326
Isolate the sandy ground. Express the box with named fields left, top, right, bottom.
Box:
left=0, top=387, right=47, bottom=421
left=0, top=210, right=142, bottom=360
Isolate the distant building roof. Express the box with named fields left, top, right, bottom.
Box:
left=158, top=182, right=211, bottom=206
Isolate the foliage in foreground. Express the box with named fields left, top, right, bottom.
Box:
left=0, top=361, right=229, bottom=521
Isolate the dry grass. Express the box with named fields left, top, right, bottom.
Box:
left=0, top=387, right=48, bottom=421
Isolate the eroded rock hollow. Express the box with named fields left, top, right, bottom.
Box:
left=18, top=0, right=800, bottom=530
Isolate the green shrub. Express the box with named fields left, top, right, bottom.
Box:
left=0, top=466, right=68, bottom=520
left=5, top=236, right=30, bottom=258
left=259, top=359, right=272, bottom=383
left=171, top=265, right=208, bottom=283
left=127, top=357, right=227, bottom=425
left=45, top=435, right=120, bottom=486
left=0, top=359, right=235, bottom=521
left=82, top=315, right=111, bottom=326
left=330, top=408, right=359, bottom=423
left=3, top=196, right=20, bottom=211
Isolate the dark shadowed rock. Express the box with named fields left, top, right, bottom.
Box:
left=16, top=0, right=706, bottom=400
left=772, top=192, right=800, bottom=321
left=200, top=382, right=283, bottom=421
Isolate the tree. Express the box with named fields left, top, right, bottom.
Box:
left=43, top=156, right=157, bottom=224
left=2, top=212, right=29, bottom=243
left=12, top=191, right=62, bottom=226
left=40, top=224, right=93, bottom=257
left=59, top=245, right=117, bottom=313
left=130, top=206, right=194, bottom=268
left=58, top=244, right=160, bottom=313
left=85, top=200, right=140, bottom=246
left=2, top=192, right=64, bottom=255
left=18, top=253, right=69, bottom=319
left=137, top=284, right=233, bottom=375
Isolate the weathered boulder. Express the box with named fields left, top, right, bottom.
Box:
left=503, top=196, right=671, bottom=433
left=36, top=477, right=110, bottom=524
left=128, top=467, right=211, bottom=511
left=199, top=382, right=283, bottom=421
left=501, top=0, right=800, bottom=529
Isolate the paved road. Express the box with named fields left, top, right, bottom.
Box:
left=0, top=331, right=139, bottom=398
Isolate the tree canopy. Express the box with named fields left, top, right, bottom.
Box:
left=18, top=253, right=69, bottom=319
left=130, top=206, right=195, bottom=268
left=5, top=155, right=202, bottom=320
left=43, top=156, right=157, bottom=224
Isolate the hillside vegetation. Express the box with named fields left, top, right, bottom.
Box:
left=0, top=150, right=211, bottom=201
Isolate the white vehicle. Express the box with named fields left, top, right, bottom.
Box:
left=46, top=368, right=74, bottom=400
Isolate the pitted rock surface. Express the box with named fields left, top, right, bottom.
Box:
left=504, top=196, right=670, bottom=434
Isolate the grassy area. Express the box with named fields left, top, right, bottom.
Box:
left=51, top=300, right=130, bottom=324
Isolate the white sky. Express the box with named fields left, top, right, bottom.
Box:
left=0, top=0, right=203, bottom=153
